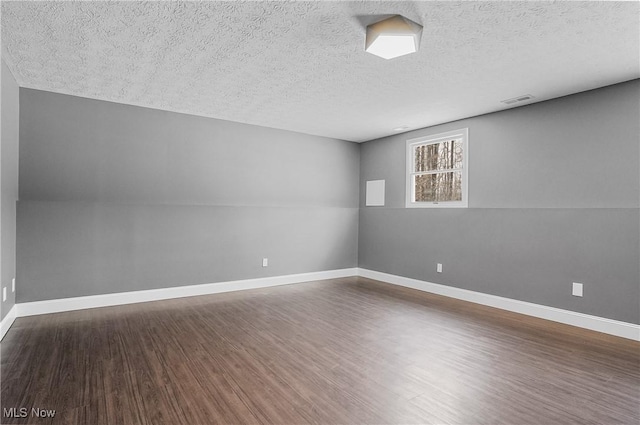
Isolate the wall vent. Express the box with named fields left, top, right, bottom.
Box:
left=501, top=94, right=535, bottom=105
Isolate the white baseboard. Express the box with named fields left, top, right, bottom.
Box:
left=17, top=268, right=357, bottom=318
left=357, top=268, right=640, bottom=342
left=0, top=305, right=17, bottom=341
left=7, top=268, right=639, bottom=342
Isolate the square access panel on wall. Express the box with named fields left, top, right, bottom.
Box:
left=366, top=180, right=385, bottom=206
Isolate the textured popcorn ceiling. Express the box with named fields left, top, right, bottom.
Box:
left=2, top=1, right=638, bottom=142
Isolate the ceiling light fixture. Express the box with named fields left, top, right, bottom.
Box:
left=393, top=126, right=410, bottom=132
left=365, top=15, right=423, bottom=60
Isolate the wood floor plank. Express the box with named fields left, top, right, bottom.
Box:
left=1, top=277, right=638, bottom=424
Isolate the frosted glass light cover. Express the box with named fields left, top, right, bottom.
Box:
left=365, top=15, right=423, bottom=60
left=366, top=35, right=417, bottom=59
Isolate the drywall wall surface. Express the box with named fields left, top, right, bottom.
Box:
left=360, top=80, right=639, bottom=209
left=1, top=59, right=19, bottom=320
left=18, top=89, right=359, bottom=302
left=18, top=202, right=357, bottom=301
left=359, top=80, right=640, bottom=323
left=20, top=89, right=359, bottom=207
left=359, top=208, right=639, bottom=324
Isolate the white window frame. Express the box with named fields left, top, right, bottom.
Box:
left=405, top=128, right=469, bottom=208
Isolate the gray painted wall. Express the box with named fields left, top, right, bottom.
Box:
left=1, top=60, right=19, bottom=321
left=13, top=80, right=640, bottom=325
left=359, top=80, right=640, bottom=324
left=18, top=89, right=359, bottom=302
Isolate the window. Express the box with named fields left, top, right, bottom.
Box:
left=406, top=128, right=468, bottom=208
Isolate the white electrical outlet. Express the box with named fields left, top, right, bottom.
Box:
left=572, top=282, right=583, bottom=297
left=12, top=278, right=15, bottom=293
left=2, top=287, right=6, bottom=302
left=262, top=258, right=268, bottom=267
left=437, top=263, right=443, bottom=273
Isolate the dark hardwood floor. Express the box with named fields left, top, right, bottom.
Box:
left=1, top=277, right=638, bottom=424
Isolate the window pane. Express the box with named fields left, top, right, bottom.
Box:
left=414, top=139, right=463, bottom=172
left=414, top=171, right=463, bottom=202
